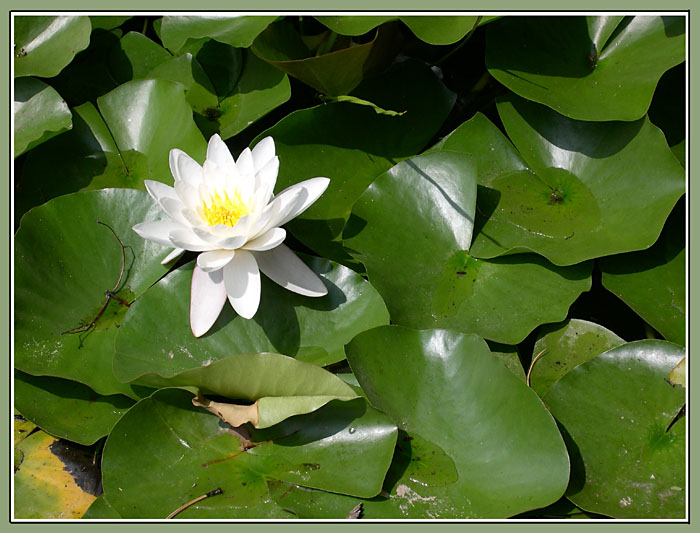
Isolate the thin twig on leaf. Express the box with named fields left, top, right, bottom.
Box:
left=526, top=349, right=547, bottom=387
left=166, top=488, right=223, bottom=519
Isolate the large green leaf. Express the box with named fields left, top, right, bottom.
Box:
left=345, top=151, right=591, bottom=344
left=345, top=326, right=570, bottom=518
left=14, top=371, right=134, bottom=446
left=89, top=16, right=132, bottom=31
left=315, top=16, right=396, bottom=35
left=14, top=189, right=173, bottom=398
left=255, top=58, right=455, bottom=258
left=544, top=341, right=686, bottom=518
left=108, top=31, right=173, bottom=83
left=401, top=16, right=486, bottom=45
left=82, top=495, right=121, bottom=519
left=14, top=77, right=71, bottom=158
left=529, top=319, right=625, bottom=397
left=121, top=353, right=358, bottom=429
left=14, top=16, right=91, bottom=78
left=114, top=256, right=389, bottom=382
left=486, top=16, right=685, bottom=121
left=251, top=20, right=399, bottom=96
left=439, top=97, right=684, bottom=266
left=600, top=200, right=686, bottom=345
left=101, top=388, right=397, bottom=518
left=160, top=16, right=276, bottom=53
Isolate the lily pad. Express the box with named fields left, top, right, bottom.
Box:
left=119, top=353, right=359, bottom=429
left=600, top=200, right=686, bottom=345
left=82, top=495, right=121, bottom=519
left=14, top=370, right=134, bottom=446
left=436, top=97, right=684, bottom=266
left=108, top=31, right=173, bottom=83
left=544, top=340, right=686, bottom=518
left=90, top=16, right=132, bottom=31
left=345, top=326, right=570, bottom=518
left=14, top=77, right=71, bottom=158
left=345, top=151, right=592, bottom=344
left=160, top=16, right=277, bottom=53
left=14, top=189, right=173, bottom=398
left=251, top=20, right=399, bottom=96
left=256, top=58, right=455, bottom=258
left=14, top=430, right=98, bottom=518
left=101, top=388, right=397, bottom=518
left=114, top=256, right=389, bottom=382
left=486, top=16, right=685, bottom=121
left=529, top=319, right=625, bottom=397
left=401, top=16, right=490, bottom=45
left=315, top=16, right=396, bottom=36
left=14, top=16, right=91, bottom=78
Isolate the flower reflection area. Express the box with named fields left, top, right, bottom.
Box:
left=133, top=134, right=330, bottom=337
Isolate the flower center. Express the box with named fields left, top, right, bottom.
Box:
left=202, top=190, right=249, bottom=227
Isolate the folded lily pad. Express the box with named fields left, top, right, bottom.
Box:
left=114, top=257, right=389, bottom=381
left=435, top=97, right=684, bottom=266
left=160, top=16, right=276, bottom=53
left=529, top=319, right=625, bottom=397
left=345, top=326, right=570, bottom=517
left=345, top=151, right=591, bottom=344
left=14, top=77, right=71, bottom=158
left=14, top=16, right=91, bottom=78
left=101, top=388, right=397, bottom=518
left=544, top=340, right=686, bottom=518
left=14, top=371, right=134, bottom=445
left=486, top=16, right=685, bottom=121
left=15, top=189, right=174, bottom=398
left=600, top=200, right=686, bottom=345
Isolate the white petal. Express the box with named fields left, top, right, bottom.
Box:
left=160, top=197, right=189, bottom=225
left=236, top=147, right=255, bottom=178
left=144, top=180, right=177, bottom=206
left=251, top=136, right=276, bottom=171
left=252, top=186, right=303, bottom=238
left=170, top=149, right=203, bottom=184
left=132, top=221, right=183, bottom=247
left=223, top=249, right=260, bottom=319
left=174, top=180, right=200, bottom=212
left=242, top=228, right=286, bottom=251
left=274, top=177, right=330, bottom=227
left=206, top=134, right=236, bottom=175
left=190, top=265, right=227, bottom=337
left=169, top=228, right=218, bottom=252
left=192, top=227, right=247, bottom=250
left=161, top=247, right=185, bottom=265
left=253, top=156, right=279, bottom=208
left=197, top=249, right=236, bottom=272
left=254, top=244, right=328, bottom=297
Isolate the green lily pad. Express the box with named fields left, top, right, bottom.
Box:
left=600, top=200, right=686, bottom=345
left=14, top=77, right=71, bottom=158
left=401, top=16, right=489, bottom=45
left=120, top=353, right=359, bottom=429
left=90, top=16, right=132, bottom=31
left=486, top=16, right=685, bottom=121
left=251, top=20, right=399, bottom=96
left=530, top=319, right=625, bottom=397
left=345, top=326, right=570, bottom=518
left=544, top=340, right=686, bottom=518
left=345, top=151, right=592, bottom=344
left=108, top=31, right=173, bottom=83
left=256, top=58, right=455, bottom=259
left=82, top=495, right=121, bottom=519
left=114, top=257, right=389, bottom=382
left=488, top=341, right=526, bottom=381
left=315, top=16, right=396, bottom=36
left=101, top=388, right=397, bottom=518
left=14, top=371, right=134, bottom=446
left=160, top=16, right=276, bottom=53
left=14, top=189, right=173, bottom=398
left=436, top=97, right=684, bottom=266
left=14, top=16, right=91, bottom=78
left=648, top=63, right=685, bottom=167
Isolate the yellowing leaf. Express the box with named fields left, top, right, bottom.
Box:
left=668, top=356, right=686, bottom=388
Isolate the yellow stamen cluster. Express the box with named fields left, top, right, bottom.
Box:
left=202, top=191, right=249, bottom=227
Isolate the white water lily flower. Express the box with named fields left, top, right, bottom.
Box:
left=133, top=134, right=330, bottom=337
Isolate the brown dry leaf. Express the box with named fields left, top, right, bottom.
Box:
left=192, top=393, right=259, bottom=428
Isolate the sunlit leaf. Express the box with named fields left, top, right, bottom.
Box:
left=160, top=16, right=276, bottom=53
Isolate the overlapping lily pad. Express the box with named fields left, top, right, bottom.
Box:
left=544, top=341, right=686, bottom=518
left=14, top=77, right=71, bottom=158
left=101, top=388, right=397, bottom=518
left=401, top=16, right=497, bottom=45
left=600, top=200, right=686, bottom=345
left=14, top=16, right=91, bottom=78
left=108, top=31, right=173, bottom=83
left=15, top=189, right=174, bottom=398
left=14, top=371, right=134, bottom=445
left=160, top=16, right=276, bottom=53
left=486, top=16, right=685, bottom=121
left=529, top=319, right=625, bottom=397
left=344, top=326, right=570, bottom=517
left=256, top=58, right=455, bottom=258
left=434, top=97, right=684, bottom=266
left=114, top=256, right=389, bottom=381
left=345, top=151, right=591, bottom=344
left=251, top=20, right=399, bottom=96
